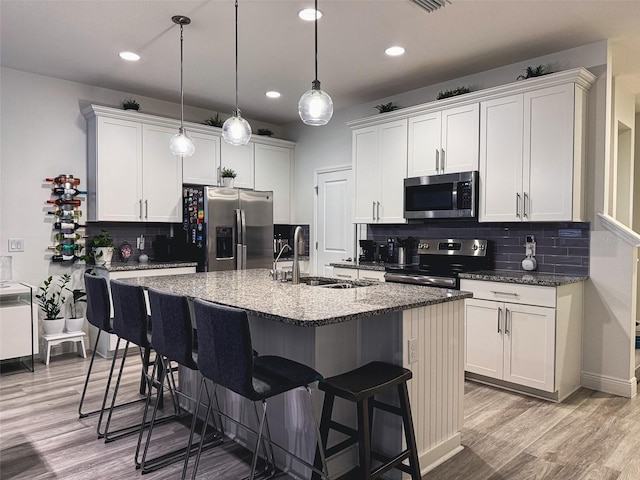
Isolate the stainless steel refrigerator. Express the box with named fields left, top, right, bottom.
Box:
left=182, top=185, right=273, bottom=272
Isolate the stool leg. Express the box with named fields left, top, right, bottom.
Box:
left=248, top=400, right=268, bottom=480
left=357, top=398, right=372, bottom=480
left=191, top=383, right=216, bottom=480
left=312, top=392, right=334, bottom=480
left=78, top=331, right=102, bottom=418
left=135, top=350, right=160, bottom=467
left=96, top=337, right=124, bottom=438
left=397, top=382, right=421, bottom=480
left=140, top=346, right=151, bottom=395
left=306, top=386, right=328, bottom=480
left=182, top=376, right=208, bottom=480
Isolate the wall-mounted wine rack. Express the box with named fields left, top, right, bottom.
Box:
left=46, top=174, right=86, bottom=263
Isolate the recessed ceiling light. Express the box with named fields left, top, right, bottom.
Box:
left=119, top=51, right=141, bottom=61
left=265, top=91, right=281, bottom=99
left=298, top=8, right=322, bottom=21
left=385, top=46, right=406, bottom=57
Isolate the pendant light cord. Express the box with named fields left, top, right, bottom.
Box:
left=235, top=0, right=239, bottom=113
left=314, top=0, right=318, bottom=83
left=179, top=22, right=185, bottom=129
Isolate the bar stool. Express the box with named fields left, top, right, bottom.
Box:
left=188, top=299, right=329, bottom=480
left=104, top=280, right=172, bottom=443
left=79, top=274, right=148, bottom=437
left=136, top=288, right=223, bottom=476
left=312, top=361, right=421, bottom=480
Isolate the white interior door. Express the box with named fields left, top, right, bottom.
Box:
left=315, top=168, right=353, bottom=276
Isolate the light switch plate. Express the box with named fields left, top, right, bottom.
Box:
left=8, top=238, right=24, bottom=252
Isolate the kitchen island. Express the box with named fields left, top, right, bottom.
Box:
left=122, top=269, right=471, bottom=478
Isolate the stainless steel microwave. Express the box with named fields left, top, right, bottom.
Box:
left=404, top=171, right=478, bottom=220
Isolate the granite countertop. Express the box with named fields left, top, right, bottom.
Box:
left=330, top=261, right=388, bottom=271
left=121, top=269, right=471, bottom=327
left=459, top=270, right=588, bottom=287
left=94, top=260, right=198, bottom=272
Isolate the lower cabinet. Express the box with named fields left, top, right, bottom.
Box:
left=333, top=267, right=385, bottom=282
left=461, top=279, right=583, bottom=401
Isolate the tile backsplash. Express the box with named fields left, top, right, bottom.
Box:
left=86, top=222, right=177, bottom=260
left=368, top=221, right=590, bottom=276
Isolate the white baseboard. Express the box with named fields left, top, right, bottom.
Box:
left=581, top=371, right=638, bottom=398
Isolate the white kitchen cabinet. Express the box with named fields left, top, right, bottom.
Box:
left=86, top=116, right=182, bottom=222
left=332, top=267, right=385, bottom=282
left=461, top=279, right=583, bottom=401
left=182, top=132, right=221, bottom=186
left=0, top=283, right=37, bottom=367
left=353, top=119, right=407, bottom=224
left=221, top=141, right=254, bottom=189
left=480, top=82, right=586, bottom=222
left=408, top=103, right=479, bottom=177
left=332, top=267, right=359, bottom=280
left=254, top=143, right=292, bottom=224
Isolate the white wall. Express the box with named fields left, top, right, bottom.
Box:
left=0, top=67, right=280, bottom=290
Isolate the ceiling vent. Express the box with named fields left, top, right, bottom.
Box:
left=411, top=0, right=451, bottom=13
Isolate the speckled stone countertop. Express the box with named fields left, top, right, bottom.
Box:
left=120, top=269, right=471, bottom=327
left=95, top=260, right=198, bottom=272
left=459, top=270, right=588, bottom=287
left=331, top=261, right=413, bottom=271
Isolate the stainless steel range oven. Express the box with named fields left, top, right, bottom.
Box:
left=384, top=238, right=491, bottom=289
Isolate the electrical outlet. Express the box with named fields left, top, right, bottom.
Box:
left=8, top=238, right=24, bottom=252
left=408, top=338, right=418, bottom=364
left=525, top=235, right=536, bottom=257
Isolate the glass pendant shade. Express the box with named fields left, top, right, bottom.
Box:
left=299, top=81, right=333, bottom=126
left=222, top=112, right=252, bottom=146
left=170, top=127, right=196, bottom=157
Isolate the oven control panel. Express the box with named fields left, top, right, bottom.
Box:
left=417, top=238, right=488, bottom=256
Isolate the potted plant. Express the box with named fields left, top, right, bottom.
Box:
left=36, top=274, right=70, bottom=335
left=221, top=167, right=237, bottom=187
left=374, top=102, right=400, bottom=113
left=122, top=98, right=140, bottom=111
left=204, top=113, right=224, bottom=127
left=89, top=229, right=115, bottom=265
left=64, top=284, right=86, bottom=333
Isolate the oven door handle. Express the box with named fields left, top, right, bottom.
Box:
left=383, top=272, right=456, bottom=287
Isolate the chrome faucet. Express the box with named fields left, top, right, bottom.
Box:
left=272, top=244, right=292, bottom=280
left=292, top=226, right=303, bottom=285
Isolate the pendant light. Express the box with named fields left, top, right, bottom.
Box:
left=169, top=15, right=196, bottom=157
left=298, top=0, right=333, bottom=126
left=222, top=0, right=252, bottom=146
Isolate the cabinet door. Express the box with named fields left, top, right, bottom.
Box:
left=479, top=95, right=524, bottom=222
left=142, top=124, right=183, bottom=222
left=503, top=302, right=555, bottom=392
left=464, top=298, right=504, bottom=379
left=408, top=111, right=441, bottom=177
left=524, top=84, right=575, bottom=221
left=254, top=144, right=292, bottom=224
left=353, top=126, right=380, bottom=223
left=221, top=141, right=254, bottom=189
left=379, top=119, right=407, bottom=223
left=182, top=132, right=221, bottom=186
left=357, top=269, right=386, bottom=282
left=94, top=117, right=142, bottom=221
left=441, top=103, right=480, bottom=173
left=333, top=267, right=358, bottom=280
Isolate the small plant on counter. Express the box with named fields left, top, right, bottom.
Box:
left=36, top=274, right=71, bottom=320
left=122, top=98, right=140, bottom=111
left=204, top=112, right=224, bottom=127
left=256, top=128, right=274, bottom=137
left=221, top=167, right=237, bottom=178
left=84, top=229, right=115, bottom=264
left=436, top=86, right=472, bottom=100
left=374, top=102, right=400, bottom=113
left=517, top=65, right=553, bottom=80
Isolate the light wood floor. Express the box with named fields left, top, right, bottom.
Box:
left=1, top=352, right=640, bottom=480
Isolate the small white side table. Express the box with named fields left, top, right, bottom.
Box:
left=42, top=331, right=87, bottom=365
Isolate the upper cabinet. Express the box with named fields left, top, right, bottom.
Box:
left=479, top=73, right=593, bottom=222
left=254, top=144, right=293, bottom=224
left=83, top=105, right=296, bottom=224
left=353, top=120, right=407, bottom=224
left=408, top=103, right=479, bottom=177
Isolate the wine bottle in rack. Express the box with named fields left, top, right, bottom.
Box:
left=55, top=232, right=85, bottom=241
left=51, top=187, right=86, bottom=196
left=46, top=175, right=80, bottom=186
left=53, top=221, right=86, bottom=231
left=47, top=198, right=81, bottom=207
left=48, top=209, right=82, bottom=217
left=52, top=254, right=80, bottom=263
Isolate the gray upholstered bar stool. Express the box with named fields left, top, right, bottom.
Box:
left=312, top=361, right=421, bottom=480
left=187, top=299, right=329, bottom=480
left=136, top=288, right=223, bottom=477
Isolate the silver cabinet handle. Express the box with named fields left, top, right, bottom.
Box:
left=372, top=201, right=376, bottom=221
left=505, top=308, right=510, bottom=334
left=335, top=273, right=352, bottom=278
left=497, top=307, right=502, bottom=333
left=441, top=148, right=445, bottom=173
left=144, top=199, right=148, bottom=219
left=139, top=199, right=143, bottom=219
left=361, top=276, right=379, bottom=281
left=523, top=192, right=528, bottom=218
left=516, top=193, right=521, bottom=218
left=435, top=149, right=439, bottom=173
left=490, top=290, right=519, bottom=297
left=376, top=201, right=380, bottom=220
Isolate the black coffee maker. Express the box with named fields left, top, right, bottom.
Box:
left=359, top=240, right=376, bottom=262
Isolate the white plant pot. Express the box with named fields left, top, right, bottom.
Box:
left=222, top=177, right=235, bottom=188
left=65, top=317, right=84, bottom=333
left=94, top=247, right=114, bottom=265
left=43, top=317, right=65, bottom=335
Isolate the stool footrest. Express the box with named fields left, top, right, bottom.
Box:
left=326, top=437, right=358, bottom=458
left=329, top=420, right=358, bottom=438
left=370, top=449, right=411, bottom=479
left=371, top=399, right=402, bottom=417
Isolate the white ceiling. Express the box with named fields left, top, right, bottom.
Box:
left=2, top=0, right=640, bottom=125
